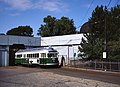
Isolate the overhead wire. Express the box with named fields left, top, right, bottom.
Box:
left=114, top=0, right=120, bottom=6
left=77, top=0, right=95, bottom=29
left=77, top=0, right=113, bottom=30
left=107, top=0, right=112, bottom=7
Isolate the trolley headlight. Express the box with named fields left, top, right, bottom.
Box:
left=26, top=59, right=28, bottom=60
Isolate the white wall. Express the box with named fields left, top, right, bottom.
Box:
left=41, top=34, right=84, bottom=46
left=53, top=45, right=79, bottom=65
left=41, top=34, right=84, bottom=65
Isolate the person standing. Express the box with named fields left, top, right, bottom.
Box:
left=60, top=55, right=65, bottom=67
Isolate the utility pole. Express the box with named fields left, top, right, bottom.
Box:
left=103, top=9, right=107, bottom=59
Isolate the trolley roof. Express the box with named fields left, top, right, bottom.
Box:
left=16, top=47, right=58, bottom=54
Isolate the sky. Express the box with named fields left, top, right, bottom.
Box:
left=0, top=0, right=120, bottom=36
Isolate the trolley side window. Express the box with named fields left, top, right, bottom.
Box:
left=16, top=54, right=22, bottom=58
left=35, top=53, right=39, bottom=58
left=23, top=54, right=26, bottom=58
left=27, top=53, right=39, bottom=58
left=27, top=54, right=30, bottom=58
left=32, top=53, right=39, bottom=58
left=41, top=53, right=46, bottom=58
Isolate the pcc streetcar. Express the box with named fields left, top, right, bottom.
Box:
left=15, top=47, right=59, bottom=66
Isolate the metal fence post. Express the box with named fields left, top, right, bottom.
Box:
left=95, top=61, right=96, bottom=70
left=110, top=61, right=111, bottom=71
left=118, top=61, right=120, bottom=72
left=102, top=61, right=103, bottom=70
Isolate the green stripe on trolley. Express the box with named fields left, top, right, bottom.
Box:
left=15, top=58, right=29, bottom=64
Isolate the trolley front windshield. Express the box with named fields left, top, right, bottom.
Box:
left=48, top=53, right=58, bottom=58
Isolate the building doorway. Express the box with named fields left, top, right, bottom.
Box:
left=9, top=44, right=25, bottom=66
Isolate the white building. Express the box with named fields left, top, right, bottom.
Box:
left=0, top=34, right=84, bottom=66
left=41, top=34, right=84, bottom=64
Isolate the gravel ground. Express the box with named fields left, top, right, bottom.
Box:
left=0, top=68, right=119, bottom=87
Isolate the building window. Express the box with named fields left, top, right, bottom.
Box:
left=17, top=54, right=22, bottom=58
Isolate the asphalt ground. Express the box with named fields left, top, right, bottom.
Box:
left=50, top=67, right=120, bottom=85
left=0, top=66, right=120, bottom=87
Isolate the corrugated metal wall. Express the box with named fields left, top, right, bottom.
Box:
left=0, top=46, right=9, bottom=66
left=0, top=35, right=41, bottom=46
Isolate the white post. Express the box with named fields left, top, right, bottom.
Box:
left=72, top=45, right=75, bottom=66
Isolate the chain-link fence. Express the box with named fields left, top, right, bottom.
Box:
left=70, top=59, right=120, bottom=72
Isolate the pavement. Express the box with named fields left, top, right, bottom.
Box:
left=0, top=66, right=120, bottom=87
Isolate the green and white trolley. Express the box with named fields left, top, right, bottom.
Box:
left=15, top=47, right=59, bottom=66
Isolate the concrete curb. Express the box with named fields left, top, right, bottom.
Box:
left=62, top=66, right=120, bottom=75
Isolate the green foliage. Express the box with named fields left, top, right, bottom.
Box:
left=37, top=15, right=76, bottom=37
left=78, top=33, right=103, bottom=60
left=108, top=39, right=120, bottom=60
left=37, top=16, right=56, bottom=37
left=0, top=33, right=5, bottom=35
left=89, top=5, right=107, bottom=39
left=55, top=17, right=76, bottom=35
left=6, top=26, right=33, bottom=37
left=79, top=5, right=120, bottom=60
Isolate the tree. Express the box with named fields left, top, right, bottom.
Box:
left=0, top=33, right=5, bottom=35
left=108, top=40, right=120, bottom=60
left=78, top=33, right=103, bottom=60
left=55, top=16, right=76, bottom=35
left=37, top=15, right=76, bottom=37
left=37, top=15, right=56, bottom=37
left=6, top=26, right=33, bottom=37
left=109, top=5, right=120, bottom=41
left=107, top=5, right=120, bottom=60
left=79, top=6, right=106, bottom=60
left=79, top=5, right=120, bottom=60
